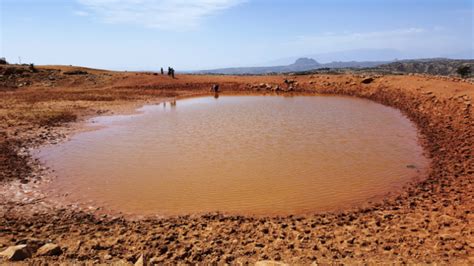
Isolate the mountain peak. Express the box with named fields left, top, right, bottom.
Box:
left=293, top=57, right=320, bottom=66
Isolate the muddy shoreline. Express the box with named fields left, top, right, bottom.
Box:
left=0, top=67, right=472, bottom=264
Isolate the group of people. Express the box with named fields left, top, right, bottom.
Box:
left=160, top=67, right=175, bottom=78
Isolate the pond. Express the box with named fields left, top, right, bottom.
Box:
left=37, top=96, right=429, bottom=215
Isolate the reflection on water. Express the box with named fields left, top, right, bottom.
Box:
left=37, top=96, right=428, bottom=215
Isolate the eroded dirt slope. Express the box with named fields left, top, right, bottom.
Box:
left=0, top=65, right=472, bottom=264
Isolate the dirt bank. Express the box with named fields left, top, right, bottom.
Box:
left=0, top=65, right=473, bottom=264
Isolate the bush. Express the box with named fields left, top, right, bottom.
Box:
left=457, top=65, right=471, bottom=78
left=63, top=70, right=88, bottom=75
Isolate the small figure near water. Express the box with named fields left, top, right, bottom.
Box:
left=211, top=84, right=219, bottom=93
left=160, top=67, right=164, bottom=75
left=167, top=67, right=175, bottom=78
left=29, top=63, right=38, bottom=73
left=211, top=84, right=220, bottom=99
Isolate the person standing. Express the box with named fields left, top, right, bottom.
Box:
left=161, top=67, right=164, bottom=75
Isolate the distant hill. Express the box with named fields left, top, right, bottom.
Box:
left=372, top=58, right=474, bottom=76
left=262, top=48, right=405, bottom=66
left=196, top=58, right=473, bottom=77
left=196, top=57, right=389, bottom=75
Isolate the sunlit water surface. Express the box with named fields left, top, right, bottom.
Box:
left=37, top=96, right=428, bottom=215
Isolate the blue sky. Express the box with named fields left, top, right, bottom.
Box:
left=1, top=0, right=472, bottom=70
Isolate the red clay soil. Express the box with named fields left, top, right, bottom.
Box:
left=0, top=65, right=473, bottom=264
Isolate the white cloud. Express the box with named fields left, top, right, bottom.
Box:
left=283, top=27, right=469, bottom=59
left=291, top=28, right=427, bottom=52
left=74, top=10, right=90, bottom=16
left=433, top=26, right=446, bottom=31
left=76, top=0, right=245, bottom=30
left=294, top=28, right=426, bottom=48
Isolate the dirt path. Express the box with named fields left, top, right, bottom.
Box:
left=0, top=65, right=472, bottom=264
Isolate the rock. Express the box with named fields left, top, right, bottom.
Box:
left=134, top=254, right=146, bottom=266
left=149, top=257, right=162, bottom=264
left=256, top=261, right=289, bottom=266
left=113, top=259, right=132, bottom=265
left=439, top=234, right=455, bottom=241
left=0, top=245, right=32, bottom=261
left=223, top=254, right=235, bottom=263
left=15, top=238, right=44, bottom=250
left=36, top=243, right=62, bottom=256
left=361, top=77, right=374, bottom=84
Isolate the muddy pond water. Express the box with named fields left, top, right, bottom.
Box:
left=37, top=96, right=429, bottom=216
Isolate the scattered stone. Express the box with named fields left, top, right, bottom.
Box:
left=113, top=259, right=132, bottom=265
left=36, top=243, right=62, bottom=256
left=149, top=257, right=163, bottom=264
left=134, top=254, right=146, bottom=266
left=361, top=77, right=374, bottom=84
left=0, top=69, right=473, bottom=265
left=0, top=245, right=32, bottom=261
left=439, top=234, right=455, bottom=241
left=256, top=260, right=289, bottom=266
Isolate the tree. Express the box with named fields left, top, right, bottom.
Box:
left=457, top=65, right=471, bottom=78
